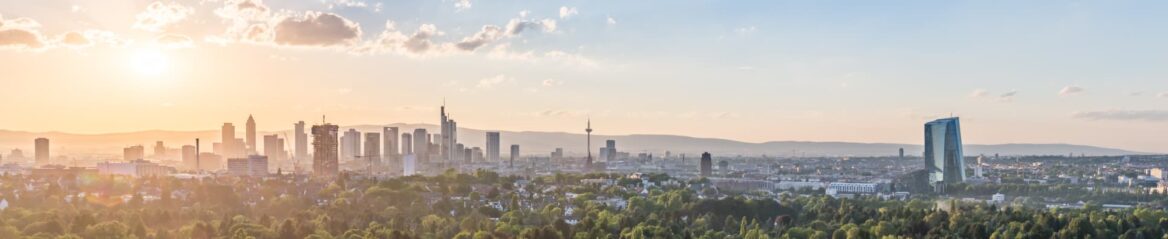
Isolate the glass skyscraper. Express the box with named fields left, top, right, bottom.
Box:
left=924, top=117, right=965, bottom=186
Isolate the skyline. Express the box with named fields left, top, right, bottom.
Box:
left=1, top=1, right=1167, bottom=153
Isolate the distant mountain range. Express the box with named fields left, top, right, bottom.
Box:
left=0, top=123, right=1148, bottom=157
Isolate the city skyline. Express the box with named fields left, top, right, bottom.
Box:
left=1, top=1, right=1167, bottom=153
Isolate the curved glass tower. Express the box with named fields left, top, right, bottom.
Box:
left=924, top=117, right=965, bottom=187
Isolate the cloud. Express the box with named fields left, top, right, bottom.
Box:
left=58, top=31, right=91, bottom=47
left=735, top=26, right=757, bottom=35
left=132, top=1, right=194, bottom=32
left=541, top=79, right=563, bottom=87
left=357, top=21, right=450, bottom=55
left=476, top=74, right=515, bottom=89
left=1073, top=110, right=1168, bottom=122
left=272, top=11, right=362, bottom=47
left=454, top=25, right=503, bottom=51
left=1059, top=86, right=1083, bottom=96
left=969, top=89, right=989, bottom=98
left=559, top=7, right=578, bottom=19
left=998, top=90, right=1018, bottom=102
left=506, top=18, right=557, bottom=35
left=606, top=16, right=617, bottom=25
left=455, top=0, right=471, bottom=11
left=156, top=34, right=193, bottom=48
left=536, top=109, right=589, bottom=118
left=326, top=0, right=381, bottom=12
left=1158, top=92, right=1168, bottom=98
left=0, top=16, right=47, bottom=50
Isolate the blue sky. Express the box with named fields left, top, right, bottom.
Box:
left=0, top=0, right=1165, bottom=152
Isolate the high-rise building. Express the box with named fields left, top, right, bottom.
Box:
left=221, top=123, right=240, bottom=157
left=34, top=138, right=49, bottom=164
left=413, top=129, right=428, bottom=163
left=263, top=134, right=285, bottom=163
left=383, top=127, right=399, bottom=161
left=294, top=121, right=308, bottom=161
left=245, top=115, right=257, bottom=154
left=402, top=155, right=417, bottom=176
left=486, top=132, right=500, bottom=162
left=197, top=152, right=222, bottom=171
left=124, top=145, right=145, bottom=161
left=312, top=122, right=339, bottom=178
left=605, top=140, right=616, bottom=161
left=924, top=117, right=965, bottom=187
left=510, top=144, right=519, bottom=168
left=153, top=141, right=167, bottom=159
left=401, top=133, right=413, bottom=155
left=228, top=155, right=268, bottom=177
left=899, top=148, right=905, bottom=159
left=700, top=152, right=712, bottom=177
left=364, top=132, right=381, bottom=164
left=341, top=129, right=361, bottom=161
left=182, top=145, right=197, bottom=170
left=439, top=104, right=458, bottom=162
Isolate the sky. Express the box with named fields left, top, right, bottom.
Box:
left=0, top=0, right=1165, bottom=153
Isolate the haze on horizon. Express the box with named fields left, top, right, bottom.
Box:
left=0, top=1, right=1165, bottom=153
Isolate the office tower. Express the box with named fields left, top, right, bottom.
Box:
left=383, top=127, right=399, bottom=161
left=124, top=145, right=145, bottom=161
left=401, top=133, right=413, bottom=155
left=364, top=132, right=381, bottom=164
left=585, top=119, right=593, bottom=169
left=221, top=123, right=236, bottom=157
left=469, top=147, right=480, bottom=162
left=245, top=115, right=256, bottom=154
left=899, top=148, right=905, bottom=159
left=34, top=138, right=49, bottom=164
left=402, top=155, right=417, bottom=176
left=439, top=104, right=458, bottom=162
left=413, top=129, right=428, bottom=163
left=182, top=145, right=197, bottom=170
left=924, top=117, right=965, bottom=187
left=700, top=152, right=712, bottom=177
left=294, top=121, right=308, bottom=161
left=455, top=143, right=465, bottom=162
left=228, top=155, right=268, bottom=177
left=510, top=145, right=519, bottom=168
left=153, top=141, right=166, bottom=159
left=263, top=134, right=285, bottom=163
left=605, top=140, right=616, bottom=161
left=312, top=122, right=340, bottom=178
left=341, top=129, right=360, bottom=161
left=486, top=132, right=500, bottom=162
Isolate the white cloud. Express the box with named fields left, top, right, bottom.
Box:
left=476, top=74, right=515, bottom=89
left=969, top=89, right=989, bottom=98
left=1158, top=92, right=1168, bottom=98
left=606, top=16, right=617, bottom=25
left=1059, top=86, right=1084, bottom=96
left=0, top=16, right=47, bottom=50
left=559, top=6, right=578, bottom=19
left=272, top=11, right=362, bottom=47
left=132, top=1, right=194, bottom=32
left=735, top=26, right=757, bottom=35
left=541, top=79, right=563, bottom=87
left=998, top=90, right=1018, bottom=102
left=455, top=0, right=472, bottom=11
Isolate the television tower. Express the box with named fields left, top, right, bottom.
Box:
left=585, top=118, right=593, bottom=170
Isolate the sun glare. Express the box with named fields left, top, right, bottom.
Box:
left=129, top=48, right=170, bottom=77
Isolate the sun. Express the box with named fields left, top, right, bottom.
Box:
left=129, top=48, right=170, bottom=77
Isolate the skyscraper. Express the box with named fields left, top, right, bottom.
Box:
left=245, top=115, right=257, bottom=154
left=510, top=144, right=519, bottom=168
left=341, top=129, right=360, bottom=161
left=924, top=117, right=965, bottom=187
left=294, top=121, right=308, bottom=161
left=312, top=122, right=339, bottom=178
left=364, top=132, right=381, bottom=164
left=605, top=140, right=616, bottom=161
left=401, top=133, right=413, bottom=155
left=486, top=132, right=500, bottom=162
left=153, top=141, right=167, bottom=159
left=182, top=145, right=197, bottom=170
left=700, top=152, right=712, bottom=177
left=221, top=123, right=241, bottom=157
left=383, top=127, right=399, bottom=161
left=263, top=134, right=285, bottom=163
left=34, top=138, right=49, bottom=164
left=413, top=129, right=428, bottom=163
left=124, top=145, right=145, bottom=161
